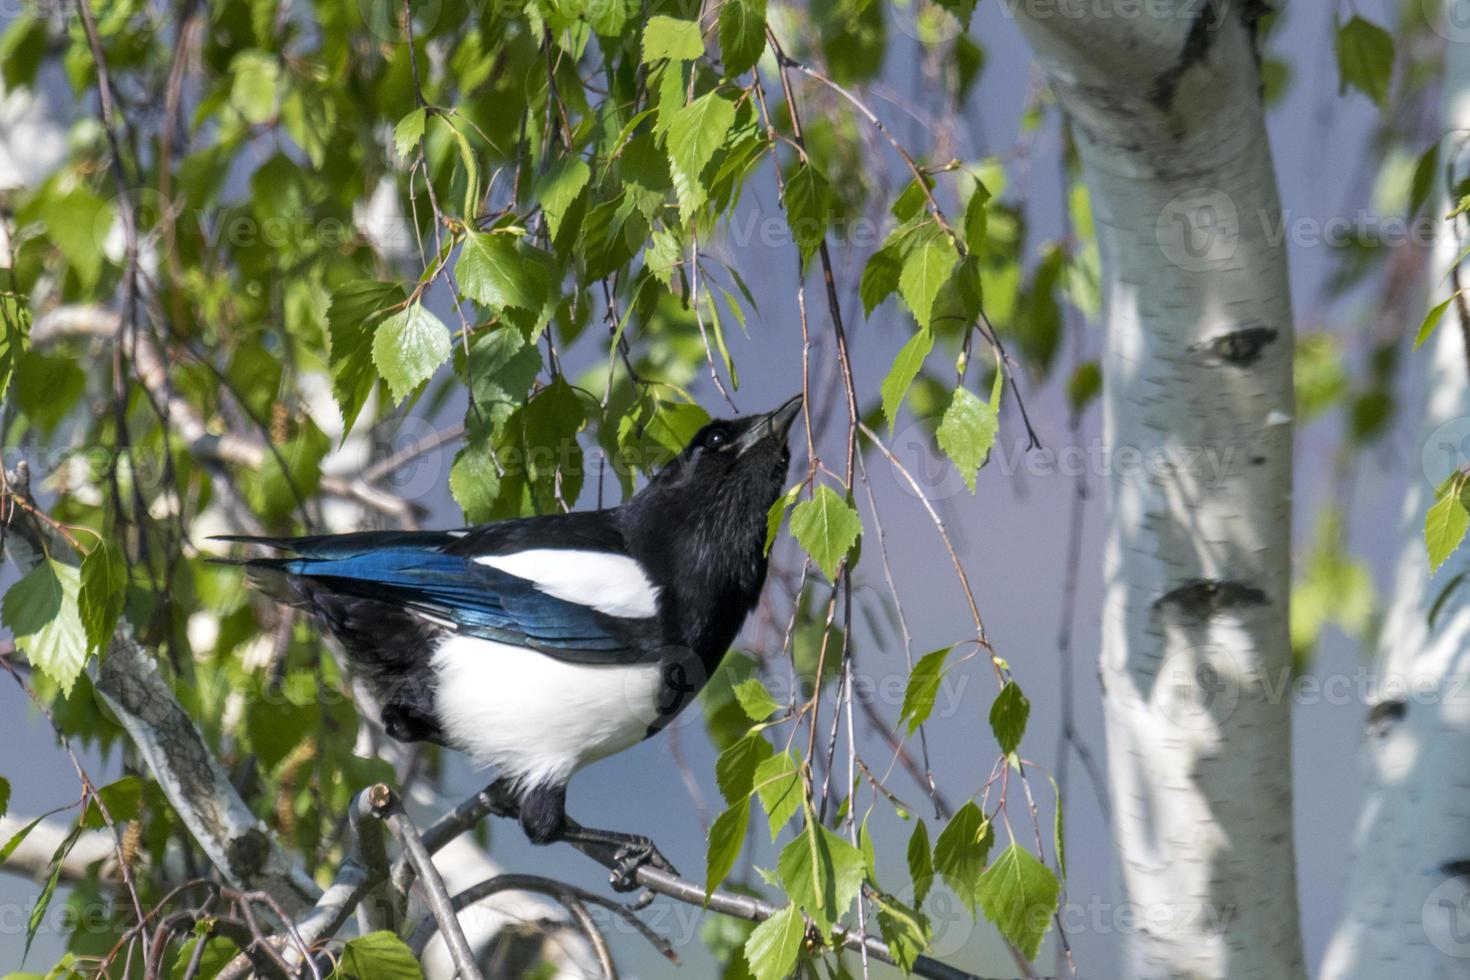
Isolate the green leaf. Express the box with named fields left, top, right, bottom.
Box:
left=246, top=419, right=330, bottom=522
left=1430, top=570, right=1467, bottom=629
left=0, top=777, right=8, bottom=819
left=337, top=930, right=425, bottom=980
left=1066, top=360, right=1102, bottom=414
left=933, top=801, right=993, bottom=915
left=860, top=246, right=902, bottom=317
left=0, top=290, right=31, bottom=402
left=790, top=484, right=861, bottom=580
left=937, top=381, right=1000, bottom=493
left=743, top=904, right=804, bottom=980
left=588, top=0, right=634, bottom=35
left=882, top=329, right=933, bottom=431
left=898, top=227, right=959, bottom=328
left=778, top=821, right=866, bottom=933
left=873, top=891, right=930, bottom=973
left=1416, top=292, right=1461, bottom=350
left=753, top=750, right=802, bottom=840
left=372, top=303, right=451, bottom=404
left=517, top=377, right=588, bottom=510
left=764, top=482, right=801, bottom=555
left=1410, top=141, right=1440, bottom=218
left=327, top=280, right=406, bottom=435
left=0, top=14, right=46, bottom=91
left=645, top=227, right=682, bottom=287
left=989, top=681, right=1030, bottom=756
left=0, top=814, right=45, bottom=863
left=1335, top=15, right=1394, bottom=109
left=3, top=559, right=87, bottom=697
left=785, top=164, right=833, bottom=264
left=891, top=177, right=932, bottom=222
left=170, top=936, right=238, bottom=980
left=27, top=821, right=81, bottom=958
left=1051, top=777, right=1067, bottom=880
left=716, top=732, right=775, bottom=802
left=976, top=844, right=1060, bottom=961
left=666, top=91, right=737, bottom=193
left=908, top=819, right=934, bottom=906
left=38, top=187, right=110, bottom=290
left=705, top=800, right=750, bottom=898
left=963, top=176, right=991, bottom=256
left=1426, top=471, right=1470, bottom=574
left=393, top=107, right=427, bottom=159
left=464, top=326, right=543, bottom=433
left=859, top=812, right=878, bottom=879
left=733, top=678, right=781, bottom=721
left=642, top=15, right=705, bottom=63
left=82, top=775, right=144, bottom=830
left=79, top=540, right=127, bottom=658
left=457, top=231, right=538, bottom=312
left=719, top=0, right=767, bottom=76
left=448, top=444, right=502, bottom=524
left=229, top=50, right=279, bottom=125
left=704, top=291, right=740, bottom=388
left=536, top=156, right=591, bottom=240
left=900, top=646, right=951, bottom=735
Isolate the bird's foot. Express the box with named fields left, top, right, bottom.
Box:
left=609, top=835, right=679, bottom=893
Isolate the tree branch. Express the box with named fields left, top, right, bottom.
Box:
left=1, top=466, right=321, bottom=913
left=29, top=305, right=424, bottom=525
left=405, top=781, right=1006, bottom=980
left=0, top=814, right=121, bottom=883
left=369, top=785, right=486, bottom=980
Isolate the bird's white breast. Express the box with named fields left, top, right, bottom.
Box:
left=430, top=635, right=665, bottom=789
left=473, top=549, right=661, bottom=619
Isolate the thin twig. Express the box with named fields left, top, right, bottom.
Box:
left=370, top=784, right=486, bottom=980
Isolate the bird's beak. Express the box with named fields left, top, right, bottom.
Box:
left=737, top=394, right=804, bottom=455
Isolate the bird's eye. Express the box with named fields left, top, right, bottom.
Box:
left=705, top=430, right=728, bottom=449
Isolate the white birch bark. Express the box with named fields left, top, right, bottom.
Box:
left=1009, top=3, right=1305, bottom=977
left=1322, top=5, right=1470, bottom=975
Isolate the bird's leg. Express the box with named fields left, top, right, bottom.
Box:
left=559, top=817, right=681, bottom=893
left=507, top=783, right=679, bottom=893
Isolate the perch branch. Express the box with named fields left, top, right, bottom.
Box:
left=402, top=781, right=1002, bottom=980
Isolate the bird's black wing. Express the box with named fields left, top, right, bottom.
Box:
left=216, top=519, right=659, bottom=666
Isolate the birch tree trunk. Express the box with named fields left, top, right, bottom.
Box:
left=1009, top=3, right=1305, bottom=978
left=1322, top=5, right=1470, bottom=974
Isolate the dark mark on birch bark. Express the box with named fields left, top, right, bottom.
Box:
left=1149, top=1, right=1224, bottom=111
left=1365, top=698, right=1406, bottom=737
left=1191, top=325, right=1279, bottom=367
left=1153, top=578, right=1269, bottom=622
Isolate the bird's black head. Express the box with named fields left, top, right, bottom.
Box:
left=642, top=394, right=801, bottom=505
left=622, top=395, right=802, bottom=659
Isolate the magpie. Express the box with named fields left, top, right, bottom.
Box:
left=218, top=395, right=801, bottom=879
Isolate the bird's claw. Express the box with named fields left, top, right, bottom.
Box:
left=609, top=837, right=678, bottom=892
